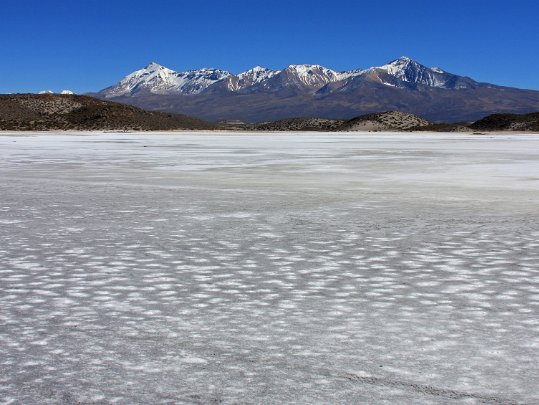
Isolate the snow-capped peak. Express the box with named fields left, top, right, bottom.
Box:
left=375, top=57, right=455, bottom=88
left=286, top=64, right=335, bottom=75
left=145, top=61, right=166, bottom=70
left=287, top=63, right=323, bottom=70
left=283, top=64, right=344, bottom=87
left=247, top=65, right=271, bottom=73
left=238, top=66, right=278, bottom=81
left=395, top=56, right=412, bottom=62
left=101, top=62, right=231, bottom=97
left=223, top=66, right=280, bottom=91
left=37, top=89, right=75, bottom=95
left=378, top=56, right=422, bottom=73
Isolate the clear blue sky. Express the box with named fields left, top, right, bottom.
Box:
left=2, top=0, right=538, bottom=93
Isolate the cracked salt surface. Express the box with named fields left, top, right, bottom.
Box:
left=0, top=132, right=539, bottom=404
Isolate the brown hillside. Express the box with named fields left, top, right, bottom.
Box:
left=0, top=94, right=214, bottom=131
left=338, top=111, right=431, bottom=131
left=255, top=118, right=345, bottom=131
left=469, top=112, right=539, bottom=131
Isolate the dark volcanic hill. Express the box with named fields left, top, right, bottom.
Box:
left=338, top=111, right=431, bottom=131
left=0, top=94, right=214, bottom=131
left=469, top=112, right=539, bottom=131
left=255, top=118, right=345, bottom=131
left=92, top=57, right=539, bottom=123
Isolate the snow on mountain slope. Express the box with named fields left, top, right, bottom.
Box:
left=371, top=56, right=475, bottom=89
left=176, top=68, right=232, bottom=94
left=101, top=62, right=231, bottom=97
left=238, top=64, right=362, bottom=93
left=226, top=66, right=280, bottom=91
left=283, top=64, right=343, bottom=87
left=237, top=66, right=280, bottom=87
left=37, top=90, right=75, bottom=95
left=98, top=57, right=478, bottom=98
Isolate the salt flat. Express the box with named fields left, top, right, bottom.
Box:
left=0, top=132, right=538, bottom=404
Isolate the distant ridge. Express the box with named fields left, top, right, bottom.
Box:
left=92, top=57, right=539, bottom=122
left=234, top=111, right=538, bottom=132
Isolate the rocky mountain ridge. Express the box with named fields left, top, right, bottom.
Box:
left=92, top=57, right=539, bottom=123
left=98, top=57, right=480, bottom=98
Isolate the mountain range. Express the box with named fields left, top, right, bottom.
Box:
left=93, top=57, right=539, bottom=122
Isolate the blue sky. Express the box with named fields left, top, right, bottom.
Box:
left=2, top=0, right=538, bottom=93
